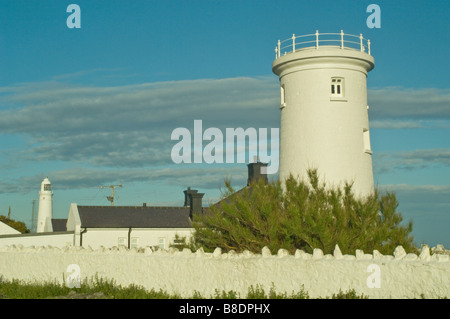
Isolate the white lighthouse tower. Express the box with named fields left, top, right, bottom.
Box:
left=36, top=177, right=53, bottom=233
left=272, top=31, right=375, bottom=197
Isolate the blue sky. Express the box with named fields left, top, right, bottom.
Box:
left=0, top=0, right=449, bottom=247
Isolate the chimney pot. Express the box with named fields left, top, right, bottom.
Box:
left=247, top=162, right=268, bottom=186
left=183, top=187, right=204, bottom=217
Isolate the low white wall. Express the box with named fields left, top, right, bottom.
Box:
left=0, top=232, right=74, bottom=248
left=0, top=244, right=448, bottom=298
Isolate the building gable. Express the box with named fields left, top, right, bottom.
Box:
left=0, top=220, right=21, bottom=235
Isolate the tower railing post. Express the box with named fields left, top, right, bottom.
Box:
left=360, top=34, right=364, bottom=52
left=292, top=34, right=295, bottom=52
left=274, top=32, right=373, bottom=58
left=315, top=30, right=319, bottom=49
left=277, top=40, right=281, bottom=58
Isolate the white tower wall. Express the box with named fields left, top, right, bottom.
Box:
left=273, top=37, right=375, bottom=197
left=36, top=177, right=53, bottom=233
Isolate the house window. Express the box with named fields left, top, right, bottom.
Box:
left=173, top=237, right=185, bottom=247
left=331, top=78, right=344, bottom=97
left=118, top=237, right=126, bottom=247
left=130, top=237, right=138, bottom=249
left=158, top=237, right=166, bottom=250
left=44, top=184, right=51, bottom=191
left=280, top=85, right=286, bottom=108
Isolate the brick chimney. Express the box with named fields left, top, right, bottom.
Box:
left=247, top=162, right=268, bottom=186
left=183, top=187, right=204, bottom=217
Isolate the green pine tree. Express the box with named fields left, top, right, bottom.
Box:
left=191, top=169, right=415, bottom=255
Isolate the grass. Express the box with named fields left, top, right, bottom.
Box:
left=0, top=278, right=369, bottom=299
left=0, top=277, right=176, bottom=299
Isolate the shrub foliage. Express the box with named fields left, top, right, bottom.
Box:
left=191, top=169, right=415, bottom=255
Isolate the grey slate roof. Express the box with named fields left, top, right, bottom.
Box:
left=201, top=186, right=251, bottom=217
left=76, top=206, right=192, bottom=228
left=51, top=219, right=68, bottom=232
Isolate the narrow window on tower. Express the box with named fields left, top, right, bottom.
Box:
left=331, top=77, right=344, bottom=97
left=363, top=128, right=373, bottom=154
left=280, top=84, right=286, bottom=109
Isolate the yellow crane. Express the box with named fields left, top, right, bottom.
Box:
left=99, top=185, right=122, bottom=206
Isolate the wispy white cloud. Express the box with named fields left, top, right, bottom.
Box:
left=0, top=164, right=249, bottom=195
left=370, top=120, right=425, bottom=129
left=374, top=148, right=450, bottom=174
left=368, top=87, right=450, bottom=120
left=0, top=77, right=280, bottom=170
left=378, top=183, right=450, bottom=221
left=380, top=183, right=450, bottom=193
left=1, top=78, right=449, bottom=192
left=0, top=77, right=279, bottom=133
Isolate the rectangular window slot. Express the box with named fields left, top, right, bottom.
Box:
left=280, top=85, right=286, bottom=109
left=363, top=129, right=373, bottom=154
left=330, top=77, right=347, bottom=101
left=331, top=77, right=344, bottom=98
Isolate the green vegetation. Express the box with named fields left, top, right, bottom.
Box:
left=191, top=169, right=416, bottom=255
left=0, top=215, right=29, bottom=233
left=245, top=284, right=310, bottom=299
left=0, top=278, right=369, bottom=299
left=0, top=277, right=176, bottom=299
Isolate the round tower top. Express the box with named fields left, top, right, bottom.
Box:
left=272, top=30, right=374, bottom=76
left=40, top=177, right=52, bottom=193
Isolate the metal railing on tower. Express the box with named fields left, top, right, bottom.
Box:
left=275, top=30, right=371, bottom=59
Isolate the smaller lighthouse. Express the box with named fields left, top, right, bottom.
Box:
left=36, top=177, right=53, bottom=233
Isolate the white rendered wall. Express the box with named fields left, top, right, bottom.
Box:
left=0, top=233, right=74, bottom=248
left=273, top=48, right=375, bottom=197
left=0, top=228, right=193, bottom=250
left=78, top=228, right=194, bottom=250
left=0, top=245, right=448, bottom=299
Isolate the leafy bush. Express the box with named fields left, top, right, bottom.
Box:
left=191, top=169, right=416, bottom=255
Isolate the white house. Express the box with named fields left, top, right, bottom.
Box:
left=0, top=221, right=20, bottom=235
left=0, top=152, right=266, bottom=250
left=0, top=184, right=207, bottom=249
left=65, top=203, right=194, bottom=250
